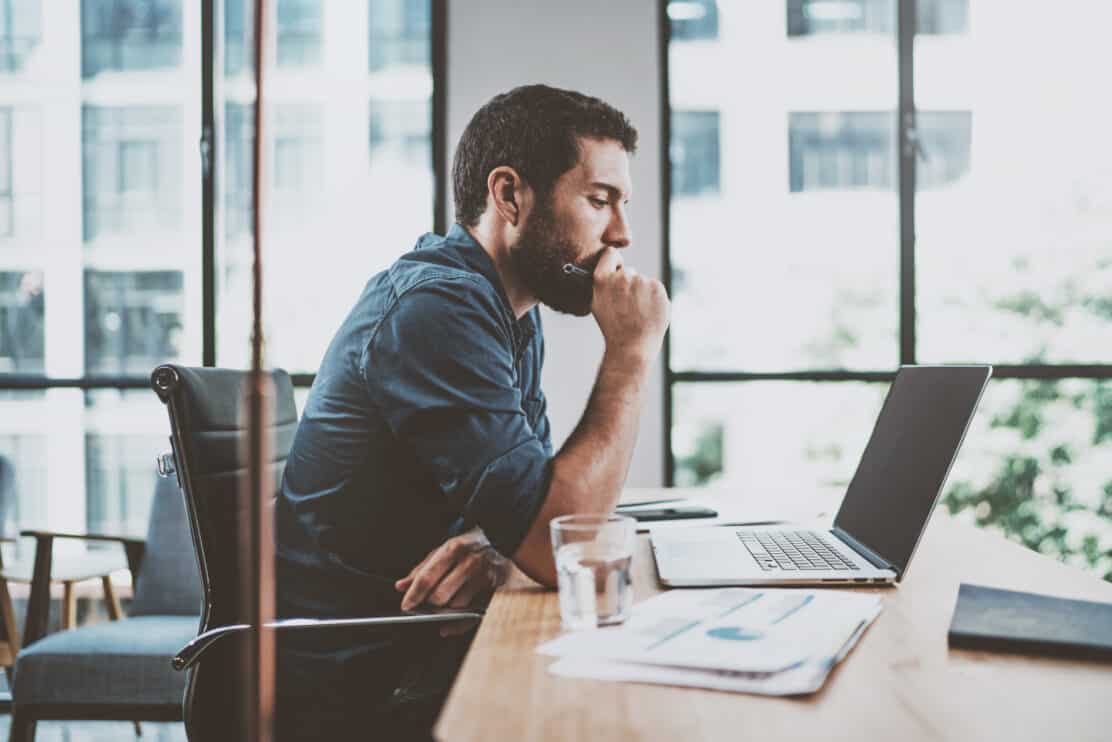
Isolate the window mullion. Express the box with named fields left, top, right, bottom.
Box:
left=897, top=0, right=917, bottom=366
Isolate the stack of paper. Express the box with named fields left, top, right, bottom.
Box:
left=537, top=588, right=882, bottom=696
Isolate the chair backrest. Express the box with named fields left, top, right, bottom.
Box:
left=150, top=365, right=297, bottom=631
left=130, top=473, right=203, bottom=616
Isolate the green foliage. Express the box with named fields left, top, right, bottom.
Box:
left=944, top=248, right=1112, bottom=580
left=675, top=422, right=724, bottom=486
left=943, top=378, right=1112, bottom=581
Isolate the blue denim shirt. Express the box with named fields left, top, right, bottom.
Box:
left=275, top=224, right=553, bottom=618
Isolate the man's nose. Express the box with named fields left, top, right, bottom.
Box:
left=605, top=206, right=632, bottom=249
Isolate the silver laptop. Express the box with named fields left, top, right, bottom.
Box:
left=652, top=365, right=991, bottom=587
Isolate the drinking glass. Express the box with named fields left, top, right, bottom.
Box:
left=550, top=514, right=636, bottom=630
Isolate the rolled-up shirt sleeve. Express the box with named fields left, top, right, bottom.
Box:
left=362, top=276, right=552, bottom=556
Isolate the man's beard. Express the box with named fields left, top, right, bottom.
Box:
left=508, top=199, right=595, bottom=317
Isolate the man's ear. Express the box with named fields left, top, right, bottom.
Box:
left=488, top=166, right=526, bottom=227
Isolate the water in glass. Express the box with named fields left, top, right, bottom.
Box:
left=555, top=541, right=633, bottom=630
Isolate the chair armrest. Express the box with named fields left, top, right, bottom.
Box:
left=20, top=529, right=146, bottom=548
left=20, top=529, right=146, bottom=579
left=173, top=610, right=485, bottom=671
left=19, top=530, right=147, bottom=647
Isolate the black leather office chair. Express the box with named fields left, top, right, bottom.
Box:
left=150, top=365, right=479, bottom=740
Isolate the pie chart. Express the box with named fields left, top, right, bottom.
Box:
left=706, top=626, right=764, bottom=641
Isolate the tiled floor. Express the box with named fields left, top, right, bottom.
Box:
left=0, top=718, right=187, bottom=741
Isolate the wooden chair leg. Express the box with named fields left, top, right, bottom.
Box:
left=8, top=707, right=35, bottom=742
left=101, top=575, right=123, bottom=622
left=61, top=581, right=76, bottom=630
left=0, top=576, right=19, bottom=685
left=133, top=721, right=142, bottom=736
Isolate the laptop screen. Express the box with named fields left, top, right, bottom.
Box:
left=833, top=365, right=990, bottom=576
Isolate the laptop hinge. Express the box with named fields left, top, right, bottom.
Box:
left=831, top=527, right=898, bottom=574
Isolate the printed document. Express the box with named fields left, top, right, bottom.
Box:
left=538, top=588, right=882, bottom=695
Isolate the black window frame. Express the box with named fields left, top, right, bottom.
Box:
left=660, top=0, right=1112, bottom=485
left=0, top=0, right=447, bottom=397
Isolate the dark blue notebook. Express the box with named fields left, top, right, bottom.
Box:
left=948, top=583, right=1112, bottom=661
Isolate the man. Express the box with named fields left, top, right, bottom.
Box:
left=275, top=84, right=669, bottom=739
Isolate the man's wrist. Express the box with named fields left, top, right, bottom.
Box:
left=601, top=346, right=655, bottom=380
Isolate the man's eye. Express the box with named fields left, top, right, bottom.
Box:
left=589, top=197, right=608, bottom=208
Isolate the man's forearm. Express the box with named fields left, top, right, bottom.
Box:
left=511, top=350, right=652, bottom=586
left=552, top=350, right=649, bottom=510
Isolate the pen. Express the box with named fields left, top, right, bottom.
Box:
left=562, top=263, right=591, bottom=278
left=615, top=498, right=685, bottom=510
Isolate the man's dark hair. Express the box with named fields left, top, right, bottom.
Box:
left=453, top=84, right=638, bottom=227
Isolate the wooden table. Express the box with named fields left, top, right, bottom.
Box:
left=436, top=492, right=1112, bottom=741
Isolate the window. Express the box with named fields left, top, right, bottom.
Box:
left=81, top=0, right=183, bottom=78
left=273, top=105, right=323, bottom=194
left=84, top=390, right=168, bottom=534
left=0, top=109, right=10, bottom=236
left=787, top=0, right=968, bottom=37
left=224, top=0, right=251, bottom=77
left=117, top=140, right=159, bottom=195
left=217, top=3, right=435, bottom=374
left=669, top=1, right=1112, bottom=581
left=789, top=112, right=893, bottom=192
left=914, top=111, right=971, bottom=189
left=0, top=107, right=43, bottom=240
left=84, top=271, right=184, bottom=376
left=276, top=0, right=322, bottom=67
left=915, top=0, right=968, bottom=35
left=0, top=418, right=48, bottom=532
left=0, top=271, right=43, bottom=373
left=223, top=102, right=253, bottom=239
left=789, top=111, right=971, bottom=192
left=370, top=98, right=431, bottom=166
left=0, top=4, right=201, bottom=543
left=82, top=106, right=182, bottom=242
left=671, top=111, right=720, bottom=197
left=0, top=0, right=440, bottom=571
left=668, top=0, right=718, bottom=42
left=369, top=0, right=431, bottom=72
left=0, top=0, right=41, bottom=72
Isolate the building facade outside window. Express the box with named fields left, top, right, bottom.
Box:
left=0, top=108, right=10, bottom=237
left=0, top=0, right=41, bottom=72
left=276, top=0, right=322, bottom=67
left=668, top=0, right=718, bottom=41
left=671, top=110, right=720, bottom=197
left=82, top=106, right=183, bottom=242
left=369, top=0, right=431, bottom=72
left=84, top=270, right=183, bottom=376
left=0, top=271, right=43, bottom=374
left=787, top=0, right=968, bottom=37
left=370, top=98, right=431, bottom=166
left=81, top=0, right=182, bottom=78
left=0, top=107, right=42, bottom=241
left=788, top=111, right=971, bottom=192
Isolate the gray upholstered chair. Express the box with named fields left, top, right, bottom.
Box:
left=8, top=473, right=202, bottom=741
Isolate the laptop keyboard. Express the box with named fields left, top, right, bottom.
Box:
left=737, top=530, right=860, bottom=572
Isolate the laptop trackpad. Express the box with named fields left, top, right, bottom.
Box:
left=658, top=541, right=741, bottom=565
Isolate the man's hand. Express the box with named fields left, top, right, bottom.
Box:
left=395, top=528, right=511, bottom=636
left=591, top=247, right=670, bottom=367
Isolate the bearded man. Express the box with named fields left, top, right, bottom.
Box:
left=274, top=84, right=669, bottom=740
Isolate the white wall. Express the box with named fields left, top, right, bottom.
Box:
left=445, top=0, right=665, bottom=486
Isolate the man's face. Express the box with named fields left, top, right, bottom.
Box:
left=509, top=138, right=633, bottom=316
